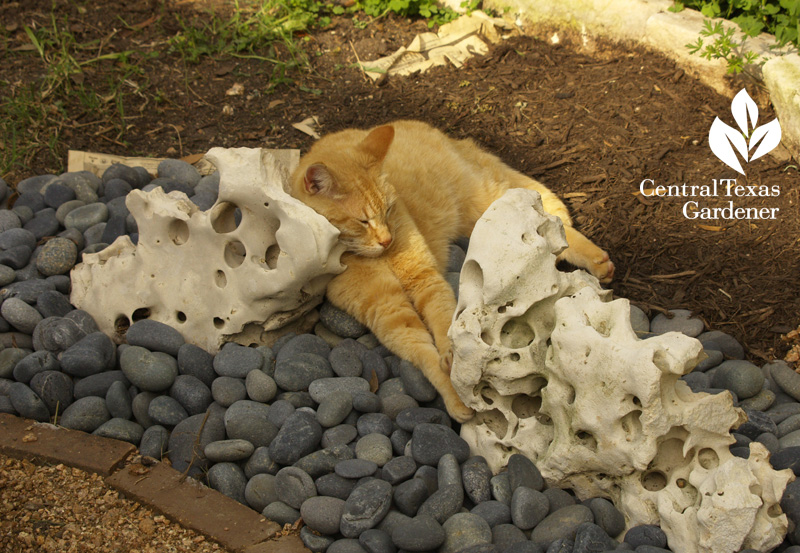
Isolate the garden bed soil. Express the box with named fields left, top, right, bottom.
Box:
left=2, top=0, right=798, bottom=362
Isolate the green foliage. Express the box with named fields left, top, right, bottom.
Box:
left=685, top=19, right=764, bottom=74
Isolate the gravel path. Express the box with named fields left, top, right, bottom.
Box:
left=0, top=453, right=233, bottom=553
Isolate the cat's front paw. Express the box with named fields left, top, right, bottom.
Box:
left=440, top=348, right=453, bottom=374
left=446, top=396, right=475, bottom=423
left=592, top=252, right=615, bottom=284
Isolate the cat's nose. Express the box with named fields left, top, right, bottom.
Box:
left=379, top=236, right=393, bottom=248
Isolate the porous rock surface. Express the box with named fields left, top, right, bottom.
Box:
left=449, top=188, right=794, bottom=553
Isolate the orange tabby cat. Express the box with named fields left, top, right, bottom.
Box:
left=290, top=120, right=614, bottom=422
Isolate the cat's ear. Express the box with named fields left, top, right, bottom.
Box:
left=304, top=163, right=337, bottom=195
left=359, top=125, right=395, bottom=162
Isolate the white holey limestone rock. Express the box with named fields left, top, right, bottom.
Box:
left=70, top=148, right=345, bottom=353
left=449, top=188, right=793, bottom=553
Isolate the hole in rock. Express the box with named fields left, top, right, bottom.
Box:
left=576, top=430, right=597, bottom=451
left=168, top=219, right=190, bottom=245
left=535, top=412, right=553, bottom=426
left=480, top=409, right=508, bottom=438
left=224, top=241, right=246, bottom=268
left=642, top=470, right=668, bottom=491
left=215, top=270, right=227, bottom=288
left=509, top=352, right=520, bottom=362
left=497, top=302, right=513, bottom=314
left=621, top=410, right=642, bottom=436
left=213, top=317, right=225, bottom=329
left=176, top=311, right=187, bottom=323
left=565, top=385, right=576, bottom=405
left=697, top=448, right=719, bottom=470
left=265, top=244, right=281, bottom=270
left=114, top=315, right=130, bottom=335
left=512, top=395, right=541, bottom=419
left=500, top=317, right=535, bottom=349
left=132, top=308, right=150, bottom=322
left=769, top=504, right=784, bottom=518
left=210, top=202, right=242, bottom=233
left=480, top=331, right=494, bottom=346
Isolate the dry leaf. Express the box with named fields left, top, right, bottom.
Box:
left=697, top=224, right=724, bottom=232
left=369, top=370, right=379, bottom=393
left=226, top=83, right=245, bottom=96
left=292, top=116, right=321, bottom=139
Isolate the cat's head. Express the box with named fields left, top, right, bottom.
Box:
left=292, top=125, right=398, bottom=257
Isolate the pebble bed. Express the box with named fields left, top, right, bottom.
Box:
left=1, top=162, right=800, bottom=553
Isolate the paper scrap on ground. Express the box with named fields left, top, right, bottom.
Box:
left=67, top=149, right=300, bottom=179
left=359, top=11, right=509, bottom=81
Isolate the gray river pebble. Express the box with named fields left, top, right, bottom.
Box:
left=205, top=439, right=255, bottom=462
left=207, top=462, right=248, bottom=504
left=244, top=473, right=277, bottom=512
left=1, top=297, right=42, bottom=334
left=63, top=202, right=108, bottom=233
left=213, top=341, right=263, bottom=377
left=269, top=411, right=323, bottom=465
left=126, top=319, right=185, bottom=356
left=275, top=466, right=317, bottom=509
left=36, top=237, right=78, bottom=276
left=147, top=394, right=189, bottom=426
left=302, top=496, right=347, bottom=535
left=93, top=418, right=144, bottom=444
left=309, top=377, right=371, bottom=403
left=119, top=346, right=178, bottom=392
left=8, top=381, right=50, bottom=421
left=59, top=396, right=111, bottom=432
left=340, top=478, right=393, bottom=538
left=224, top=400, right=277, bottom=447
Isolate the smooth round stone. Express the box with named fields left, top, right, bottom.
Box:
left=12, top=351, right=58, bottom=384
left=779, top=429, right=800, bottom=449
left=396, top=407, right=451, bottom=432
left=158, top=159, right=201, bottom=187
left=543, top=488, right=576, bottom=513
left=437, top=453, right=462, bottom=490
left=120, top=346, right=178, bottom=392
left=24, top=209, right=60, bottom=240
left=132, top=392, right=157, bottom=428
left=358, top=528, right=395, bottom=553
left=574, top=522, right=616, bottom=551
left=274, top=353, right=334, bottom=392
left=737, top=409, right=778, bottom=439
left=510, top=487, right=549, bottom=530
left=530, top=504, right=594, bottom=545
left=267, top=399, right=295, bottom=428
left=681, top=371, right=709, bottom=392
left=318, top=390, right=354, bottom=428
left=11, top=205, right=33, bottom=225
left=696, top=348, right=725, bottom=372
left=330, top=340, right=366, bottom=377
left=462, top=457, right=493, bottom=504
left=411, top=423, right=470, bottom=466
left=99, top=215, right=127, bottom=244
left=323, top=424, right=359, bottom=449
left=139, top=425, right=169, bottom=459
left=356, top=433, right=393, bottom=467
left=263, top=501, right=301, bottom=526
left=0, top=211, right=21, bottom=232
left=360, top=349, right=390, bottom=383
left=93, top=418, right=144, bottom=444
left=588, top=497, right=625, bottom=538
left=1, top=297, right=42, bottom=334
left=340, top=478, right=394, bottom=538
left=391, top=514, right=445, bottom=551
left=204, top=439, right=255, bottom=462
left=295, top=444, right=355, bottom=479
left=18, top=174, right=56, bottom=194
left=55, top=200, right=86, bottom=225
left=0, top=227, right=36, bottom=251
left=269, top=411, right=323, bottom=465
left=710, top=360, right=764, bottom=400
left=275, top=466, right=317, bottom=509
left=778, top=414, right=800, bottom=438
left=245, top=473, right=278, bottom=512
left=29, top=370, right=73, bottom=414
left=393, top=478, right=429, bottom=517
left=650, top=309, right=704, bottom=337
left=0, top=265, right=15, bottom=287
left=0, top=245, right=32, bottom=269
left=623, top=524, right=667, bottom=548
left=177, top=343, right=216, bottom=387
left=418, top=484, right=464, bottom=524
left=357, top=412, right=393, bottom=437
left=377, top=378, right=406, bottom=399
left=63, top=202, right=108, bottom=233
left=399, top=361, right=437, bottom=402
left=390, top=429, right=411, bottom=457
left=169, top=374, right=212, bottom=415
left=301, top=496, right=346, bottom=535
left=102, top=163, right=145, bottom=186
left=440, top=512, right=491, bottom=553
left=381, top=455, right=416, bottom=485
left=8, top=382, right=50, bottom=421
left=470, top=500, right=512, bottom=527
left=73, top=370, right=128, bottom=400
left=740, top=388, right=776, bottom=411
left=0, top=348, right=28, bottom=379
left=309, top=377, right=370, bottom=403
left=245, top=369, right=277, bottom=403
left=507, top=454, right=545, bottom=492
left=629, top=305, right=650, bottom=335
left=352, top=391, right=382, bottom=413
left=697, top=330, right=744, bottom=360
left=767, top=402, right=800, bottom=424
left=770, top=446, right=800, bottom=475
left=207, top=462, right=248, bottom=504
left=102, top=178, right=132, bottom=200
left=276, top=334, right=331, bottom=364
left=168, top=412, right=226, bottom=477
left=381, top=394, right=419, bottom=420
left=336, top=458, right=379, bottom=479
left=244, top=446, right=280, bottom=479
left=147, top=395, right=189, bottom=426
left=224, top=400, right=277, bottom=447
left=59, top=396, right=111, bottom=432
left=105, top=380, right=133, bottom=419
left=770, top=361, right=800, bottom=402
left=491, top=473, right=512, bottom=505
left=210, top=376, right=246, bottom=406
left=213, top=342, right=263, bottom=378
left=328, top=539, right=368, bottom=553
left=126, top=319, right=185, bottom=357
left=316, top=473, right=358, bottom=502
left=15, top=191, right=46, bottom=213
left=493, top=524, right=527, bottom=551
left=60, top=331, right=116, bottom=378
left=319, top=301, right=368, bottom=339
left=36, top=290, right=73, bottom=319
left=36, top=237, right=78, bottom=276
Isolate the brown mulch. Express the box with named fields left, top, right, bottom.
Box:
left=1, top=0, right=798, bottom=362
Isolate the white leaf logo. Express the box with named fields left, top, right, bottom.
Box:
left=708, top=88, right=782, bottom=175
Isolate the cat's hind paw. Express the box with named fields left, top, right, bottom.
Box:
left=592, top=252, right=615, bottom=284
left=446, top=397, right=475, bottom=423
left=440, top=348, right=453, bottom=374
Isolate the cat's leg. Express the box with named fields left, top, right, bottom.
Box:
left=326, top=255, right=474, bottom=422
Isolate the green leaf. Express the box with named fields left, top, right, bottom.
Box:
left=668, top=1, right=685, bottom=13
